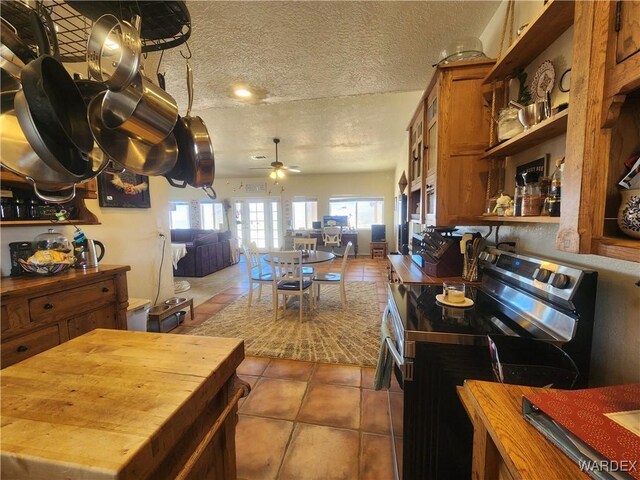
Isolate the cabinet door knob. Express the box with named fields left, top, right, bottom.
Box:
left=17, top=345, right=28, bottom=353
left=43, top=303, right=54, bottom=310
left=102, top=287, right=110, bottom=293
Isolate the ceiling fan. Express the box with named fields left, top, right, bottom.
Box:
left=249, top=138, right=301, bottom=179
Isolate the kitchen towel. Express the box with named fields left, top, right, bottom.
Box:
left=374, top=319, right=393, bottom=390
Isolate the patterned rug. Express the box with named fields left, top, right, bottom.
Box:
left=189, top=282, right=382, bottom=366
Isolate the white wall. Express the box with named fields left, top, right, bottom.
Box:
left=167, top=171, right=396, bottom=255
left=479, top=1, right=640, bottom=386
left=1, top=177, right=175, bottom=306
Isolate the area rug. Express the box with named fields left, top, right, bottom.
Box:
left=189, top=282, right=382, bottom=366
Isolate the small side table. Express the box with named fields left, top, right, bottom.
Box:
left=148, top=298, right=194, bottom=333
left=370, top=241, right=388, bottom=259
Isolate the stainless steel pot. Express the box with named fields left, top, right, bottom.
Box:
left=88, top=91, right=178, bottom=175
left=86, top=14, right=141, bottom=91
left=101, top=72, right=179, bottom=144
left=165, top=63, right=215, bottom=190
left=509, top=100, right=548, bottom=129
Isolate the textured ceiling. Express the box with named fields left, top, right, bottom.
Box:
left=158, top=1, right=500, bottom=176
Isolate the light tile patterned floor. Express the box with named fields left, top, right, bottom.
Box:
left=174, top=257, right=395, bottom=479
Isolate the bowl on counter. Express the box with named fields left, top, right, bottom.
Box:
left=18, top=259, right=74, bottom=275
left=164, top=297, right=187, bottom=306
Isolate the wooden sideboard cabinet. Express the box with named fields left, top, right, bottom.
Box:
left=0, top=265, right=130, bottom=368
left=408, top=59, right=494, bottom=226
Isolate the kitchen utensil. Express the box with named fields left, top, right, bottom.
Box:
left=88, top=91, right=178, bottom=175
left=101, top=72, right=179, bottom=144
left=164, top=62, right=215, bottom=189
left=21, top=54, right=94, bottom=153
left=15, top=89, right=107, bottom=181
left=559, top=68, right=571, bottom=93
left=0, top=18, right=37, bottom=65
left=19, top=258, right=74, bottom=275
left=1, top=40, right=27, bottom=80
left=530, top=60, right=555, bottom=102
left=509, top=100, right=547, bottom=129
left=34, top=228, right=72, bottom=252
left=87, top=14, right=142, bottom=91
left=85, top=239, right=105, bottom=268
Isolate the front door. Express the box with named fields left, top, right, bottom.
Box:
left=234, top=198, right=281, bottom=250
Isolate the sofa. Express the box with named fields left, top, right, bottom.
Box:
left=171, top=229, right=234, bottom=277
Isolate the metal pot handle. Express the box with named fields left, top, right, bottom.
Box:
left=165, top=176, right=187, bottom=188
left=202, top=185, right=217, bottom=200
left=186, top=61, right=193, bottom=117
left=25, top=177, right=76, bottom=203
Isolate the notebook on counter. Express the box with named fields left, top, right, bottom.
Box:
left=522, top=384, right=640, bottom=480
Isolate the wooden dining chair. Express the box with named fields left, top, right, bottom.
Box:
left=268, top=250, right=314, bottom=322
left=313, top=241, right=352, bottom=307
left=242, top=242, right=272, bottom=307
left=292, top=237, right=317, bottom=277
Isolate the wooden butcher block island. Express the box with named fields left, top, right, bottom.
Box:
left=1, top=329, right=246, bottom=479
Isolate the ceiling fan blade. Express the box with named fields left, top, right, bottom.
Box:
left=286, top=167, right=301, bottom=173
left=248, top=167, right=273, bottom=170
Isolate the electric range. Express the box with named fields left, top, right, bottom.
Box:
left=384, top=248, right=598, bottom=480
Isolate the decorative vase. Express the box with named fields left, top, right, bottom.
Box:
left=617, top=188, right=640, bottom=239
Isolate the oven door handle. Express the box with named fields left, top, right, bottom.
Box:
left=383, top=306, right=412, bottom=381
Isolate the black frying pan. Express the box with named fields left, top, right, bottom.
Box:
left=21, top=55, right=94, bottom=154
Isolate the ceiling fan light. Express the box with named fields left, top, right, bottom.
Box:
left=269, top=171, right=277, bottom=179
left=233, top=88, right=252, bottom=98
left=277, top=169, right=285, bottom=178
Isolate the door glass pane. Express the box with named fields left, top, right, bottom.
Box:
left=235, top=201, right=243, bottom=245
left=249, top=202, right=266, bottom=249
left=272, top=202, right=280, bottom=249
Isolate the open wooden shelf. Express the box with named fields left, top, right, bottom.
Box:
left=0, top=219, right=101, bottom=227
left=482, top=0, right=575, bottom=85
left=479, top=215, right=560, bottom=224
left=592, top=236, right=640, bottom=263
left=482, top=110, right=569, bottom=159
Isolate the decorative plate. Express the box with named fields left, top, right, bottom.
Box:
left=530, top=60, right=555, bottom=102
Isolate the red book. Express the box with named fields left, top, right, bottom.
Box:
left=524, top=384, right=640, bottom=479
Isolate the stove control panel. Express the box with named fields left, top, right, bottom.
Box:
left=479, top=247, right=586, bottom=302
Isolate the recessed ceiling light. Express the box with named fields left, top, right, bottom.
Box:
left=234, top=88, right=252, bottom=98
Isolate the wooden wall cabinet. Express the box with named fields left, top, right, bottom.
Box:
left=558, top=0, right=640, bottom=262
left=0, top=171, right=99, bottom=227
left=0, top=265, right=130, bottom=367
left=408, top=59, right=494, bottom=226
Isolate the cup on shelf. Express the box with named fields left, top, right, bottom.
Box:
left=443, top=282, right=466, bottom=303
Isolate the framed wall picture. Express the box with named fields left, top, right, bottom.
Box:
left=98, top=171, right=151, bottom=208
left=515, top=154, right=550, bottom=180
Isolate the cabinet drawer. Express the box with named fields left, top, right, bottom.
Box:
left=67, top=305, right=117, bottom=339
left=29, top=279, right=116, bottom=323
left=2, top=324, right=61, bottom=368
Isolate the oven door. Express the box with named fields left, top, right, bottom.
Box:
left=382, top=305, right=409, bottom=480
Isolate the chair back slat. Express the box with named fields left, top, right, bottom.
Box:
left=322, top=227, right=342, bottom=246
left=293, top=237, right=317, bottom=252
left=268, top=250, right=304, bottom=291
left=341, top=242, right=352, bottom=275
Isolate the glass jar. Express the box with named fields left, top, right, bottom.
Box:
left=33, top=228, right=72, bottom=253
left=521, top=171, right=543, bottom=216
left=1, top=197, right=15, bottom=220
left=498, top=107, right=524, bottom=141
left=13, top=198, right=27, bottom=219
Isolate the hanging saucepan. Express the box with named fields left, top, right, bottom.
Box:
left=14, top=89, right=108, bottom=181
left=164, top=62, right=215, bottom=198
left=21, top=55, right=94, bottom=154
left=100, top=71, right=179, bottom=145
left=86, top=14, right=141, bottom=92
left=0, top=18, right=37, bottom=65
left=1, top=92, right=76, bottom=202
left=87, top=91, right=178, bottom=175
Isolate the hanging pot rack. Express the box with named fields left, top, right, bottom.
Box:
left=1, top=0, right=191, bottom=63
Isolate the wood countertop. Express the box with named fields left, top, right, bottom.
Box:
left=1, top=329, right=244, bottom=479
left=387, top=254, right=470, bottom=285
left=458, top=380, right=588, bottom=480
left=0, top=265, right=131, bottom=297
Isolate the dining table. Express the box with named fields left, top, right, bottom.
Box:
left=264, top=250, right=336, bottom=265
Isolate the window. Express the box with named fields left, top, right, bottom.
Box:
left=292, top=198, right=318, bottom=230
left=169, top=202, right=190, bottom=229
left=200, top=202, right=225, bottom=230
left=329, top=197, right=384, bottom=228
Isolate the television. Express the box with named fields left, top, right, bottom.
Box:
left=323, top=215, right=349, bottom=227
left=371, top=224, right=386, bottom=242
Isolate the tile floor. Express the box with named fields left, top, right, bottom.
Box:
left=173, top=256, right=395, bottom=479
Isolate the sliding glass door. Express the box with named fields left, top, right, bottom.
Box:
left=234, top=198, right=281, bottom=250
